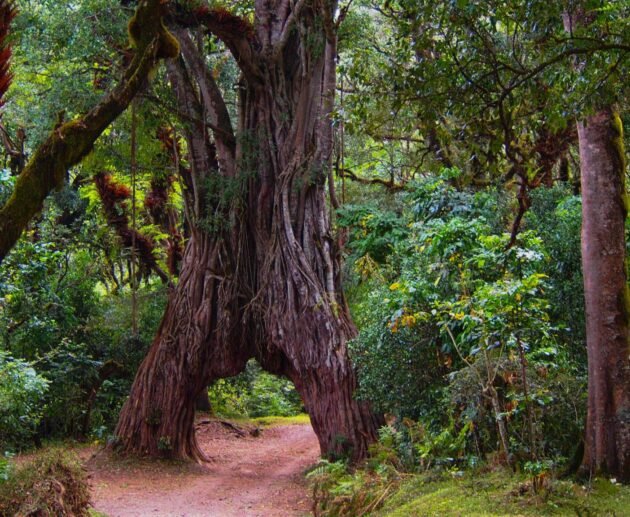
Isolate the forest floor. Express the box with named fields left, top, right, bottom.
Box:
left=7, top=417, right=630, bottom=517
left=86, top=415, right=319, bottom=517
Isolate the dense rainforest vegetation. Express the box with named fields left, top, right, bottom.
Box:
left=0, top=0, right=629, bottom=515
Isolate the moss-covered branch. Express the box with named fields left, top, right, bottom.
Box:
left=0, top=0, right=178, bottom=263
left=172, top=3, right=262, bottom=85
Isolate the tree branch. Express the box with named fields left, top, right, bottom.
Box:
left=172, top=3, right=262, bottom=85
left=175, top=28, right=236, bottom=171
left=167, top=58, right=221, bottom=222
left=337, top=167, right=407, bottom=192
left=274, top=0, right=307, bottom=57
left=0, top=0, right=178, bottom=263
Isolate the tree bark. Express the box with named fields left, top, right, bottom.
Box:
left=562, top=6, right=630, bottom=482
left=115, top=0, right=380, bottom=463
left=115, top=230, right=254, bottom=460
left=577, top=108, right=630, bottom=481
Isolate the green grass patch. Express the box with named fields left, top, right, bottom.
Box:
left=376, top=470, right=630, bottom=516
left=251, top=413, right=311, bottom=427
left=88, top=510, right=110, bottom=517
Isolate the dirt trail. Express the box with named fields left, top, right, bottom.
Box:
left=88, top=420, right=320, bottom=517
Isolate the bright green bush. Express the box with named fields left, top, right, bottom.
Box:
left=345, top=177, right=587, bottom=467
left=208, top=360, right=303, bottom=418
left=337, top=205, right=409, bottom=264
left=525, top=187, right=585, bottom=364
left=0, top=233, right=168, bottom=441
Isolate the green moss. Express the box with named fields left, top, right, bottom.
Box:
left=251, top=414, right=311, bottom=427
left=610, top=112, right=626, bottom=172
left=610, top=112, right=630, bottom=329
left=157, top=19, right=180, bottom=59
left=128, top=14, right=141, bottom=48
left=373, top=470, right=630, bottom=517
left=128, top=10, right=178, bottom=59
left=611, top=112, right=628, bottom=211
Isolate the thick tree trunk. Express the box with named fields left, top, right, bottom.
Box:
left=249, top=126, right=381, bottom=460
left=562, top=5, right=630, bottom=482
left=114, top=38, right=255, bottom=461
left=115, top=231, right=253, bottom=460
left=239, top=6, right=379, bottom=461
left=115, top=1, right=380, bottom=463
left=577, top=109, right=630, bottom=481
left=289, top=364, right=381, bottom=461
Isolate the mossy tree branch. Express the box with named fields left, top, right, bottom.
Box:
left=171, top=3, right=262, bottom=86
left=0, top=0, right=178, bottom=264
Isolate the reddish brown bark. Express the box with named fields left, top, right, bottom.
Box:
left=563, top=6, right=630, bottom=482
left=115, top=0, right=380, bottom=463
left=115, top=50, right=254, bottom=458
left=0, top=0, right=15, bottom=110
left=577, top=109, right=630, bottom=481
left=115, top=229, right=254, bottom=460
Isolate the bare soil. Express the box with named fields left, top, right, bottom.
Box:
left=87, top=419, right=320, bottom=517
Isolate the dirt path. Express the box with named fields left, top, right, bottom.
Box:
left=88, top=420, right=320, bottom=517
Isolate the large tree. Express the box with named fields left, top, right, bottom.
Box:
left=576, top=107, right=630, bottom=481
left=114, top=1, right=380, bottom=462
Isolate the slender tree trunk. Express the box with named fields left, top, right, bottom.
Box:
left=487, top=386, right=511, bottom=466
left=577, top=109, right=630, bottom=481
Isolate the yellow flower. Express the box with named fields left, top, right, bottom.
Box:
left=389, top=282, right=401, bottom=291
left=401, top=314, right=418, bottom=328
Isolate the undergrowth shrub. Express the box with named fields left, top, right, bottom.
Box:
left=0, top=242, right=168, bottom=443
left=208, top=360, right=303, bottom=418
left=307, top=459, right=401, bottom=517
left=345, top=178, right=586, bottom=470
left=0, top=449, right=90, bottom=516
left=448, top=356, right=586, bottom=462
left=0, top=352, right=48, bottom=451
